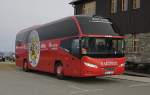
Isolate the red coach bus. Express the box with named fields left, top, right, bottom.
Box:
left=15, top=15, right=126, bottom=79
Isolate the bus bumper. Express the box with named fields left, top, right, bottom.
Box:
left=80, top=66, right=125, bottom=77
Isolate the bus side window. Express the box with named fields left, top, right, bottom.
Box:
left=61, top=39, right=73, bottom=52
left=16, top=40, right=22, bottom=46
left=16, top=31, right=31, bottom=47
left=16, top=33, right=24, bottom=46
left=71, top=39, right=80, bottom=57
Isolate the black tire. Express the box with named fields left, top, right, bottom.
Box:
left=55, top=63, right=65, bottom=79
left=23, top=61, right=29, bottom=72
left=89, top=76, right=97, bottom=79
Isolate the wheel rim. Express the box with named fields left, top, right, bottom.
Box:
left=57, top=66, right=63, bottom=75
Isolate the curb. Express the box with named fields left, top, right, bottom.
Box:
left=124, top=71, right=150, bottom=78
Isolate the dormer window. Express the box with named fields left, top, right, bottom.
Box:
left=82, top=1, right=96, bottom=15
left=122, top=0, right=128, bottom=11
left=133, top=0, right=140, bottom=9
left=111, top=0, right=117, bottom=14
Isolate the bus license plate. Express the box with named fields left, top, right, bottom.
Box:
left=105, top=71, right=114, bottom=75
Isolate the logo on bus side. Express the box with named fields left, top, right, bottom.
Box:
left=28, top=30, right=40, bottom=67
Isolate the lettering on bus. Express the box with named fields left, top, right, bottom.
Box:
left=100, top=61, right=118, bottom=66
left=28, top=30, right=40, bottom=67
left=41, top=43, right=48, bottom=50
left=49, top=42, right=59, bottom=50
left=90, top=18, right=112, bottom=24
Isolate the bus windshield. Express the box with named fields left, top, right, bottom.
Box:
left=81, top=37, right=125, bottom=58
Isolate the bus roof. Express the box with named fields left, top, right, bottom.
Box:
left=18, top=15, right=123, bottom=39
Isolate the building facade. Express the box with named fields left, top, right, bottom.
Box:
left=70, top=0, right=150, bottom=64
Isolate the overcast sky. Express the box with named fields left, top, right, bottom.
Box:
left=0, top=0, right=73, bottom=52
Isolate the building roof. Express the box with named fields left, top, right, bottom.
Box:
left=69, top=0, right=95, bottom=5
left=69, top=0, right=82, bottom=5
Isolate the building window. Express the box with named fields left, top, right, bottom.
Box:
left=126, top=34, right=140, bottom=54
left=82, top=1, right=96, bottom=15
left=111, top=0, right=117, bottom=14
left=133, top=0, right=140, bottom=9
left=122, top=0, right=128, bottom=11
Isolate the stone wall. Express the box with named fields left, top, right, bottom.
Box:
left=125, top=33, right=150, bottom=63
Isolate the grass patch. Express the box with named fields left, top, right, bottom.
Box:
left=0, top=62, right=16, bottom=71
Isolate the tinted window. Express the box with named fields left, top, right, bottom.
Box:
left=71, top=39, right=80, bottom=56
left=61, top=38, right=73, bottom=52
left=77, top=16, right=119, bottom=36
left=37, top=18, right=79, bottom=41
left=16, top=31, right=31, bottom=44
left=23, top=31, right=31, bottom=42
left=16, top=32, right=25, bottom=42
left=81, top=37, right=125, bottom=58
left=61, top=38, right=80, bottom=57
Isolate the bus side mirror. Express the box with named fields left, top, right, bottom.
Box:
left=71, top=39, right=80, bottom=57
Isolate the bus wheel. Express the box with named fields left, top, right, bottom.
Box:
left=56, top=64, right=64, bottom=79
left=88, top=76, right=97, bottom=79
left=23, top=61, right=29, bottom=72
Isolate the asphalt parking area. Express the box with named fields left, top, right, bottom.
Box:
left=0, top=63, right=150, bottom=95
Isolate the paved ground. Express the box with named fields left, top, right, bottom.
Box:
left=0, top=63, right=150, bottom=95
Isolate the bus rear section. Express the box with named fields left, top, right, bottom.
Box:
left=15, top=15, right=126, bottom=78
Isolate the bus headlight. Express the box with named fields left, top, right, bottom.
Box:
left=119, top=63, right=125, bottom=67
left=84, top=62, right=98, bottom=68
